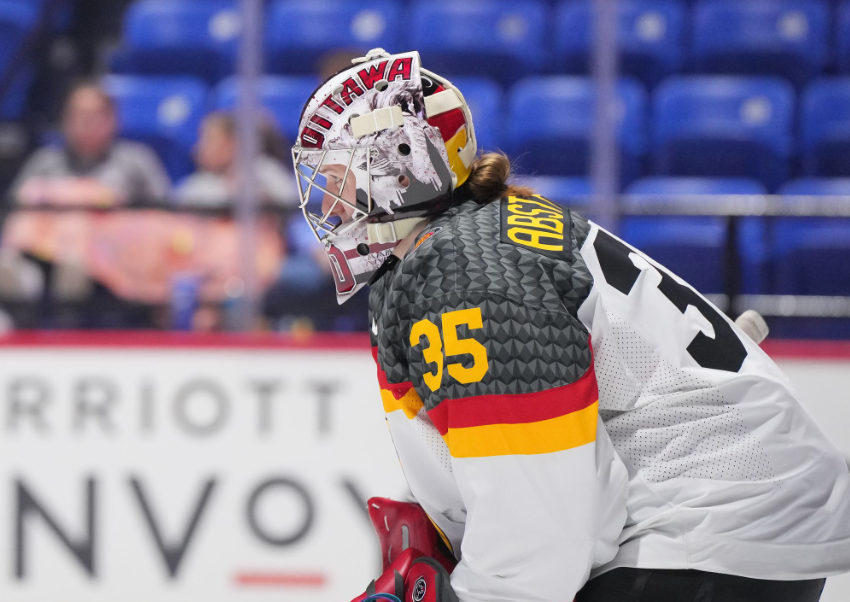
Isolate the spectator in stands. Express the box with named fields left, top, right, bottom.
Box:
left=12, top=81, right=170, bottom=206
left=173, top=111, right=298, bottom=208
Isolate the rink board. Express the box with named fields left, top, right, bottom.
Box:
left=0, top=333, right=847, bottom=602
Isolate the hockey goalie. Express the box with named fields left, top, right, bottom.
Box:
left=291, top=48, right=850, bottom=602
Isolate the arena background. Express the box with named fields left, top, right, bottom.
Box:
left=0, top=0, right=849, bottom=600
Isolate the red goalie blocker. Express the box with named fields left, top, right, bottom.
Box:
left=350, top=498, right=458, bottom=602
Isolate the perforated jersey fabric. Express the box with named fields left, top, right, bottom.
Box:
left=410, top=406, right=453, bottom=473
left=596, top=313, right=776, bottom=484
left=578, top=219, right=850, bottom=580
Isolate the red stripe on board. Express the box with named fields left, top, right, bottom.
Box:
left=0, top=331, right=371, bottom=350
left=234, top=572, right=327, bottom=587
left=0, top=332, right=848, bottom=360
left=427, top=364, right=598, bottom=433
left=761, top=340, right=850, bottom=360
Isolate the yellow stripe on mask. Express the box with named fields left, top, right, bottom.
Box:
left=444, top=126, right=472, bottom=188
left=443, top=401, right=598, bottom=458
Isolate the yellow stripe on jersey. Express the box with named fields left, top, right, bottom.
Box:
left=442, top=401, right=598, bottom=458
left=428, top=515, right=455, bottom=556
left=381, top=386, right=425, bottom=420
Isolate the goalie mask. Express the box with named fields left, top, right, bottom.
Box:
left=292, top=49, right=478, bottom=304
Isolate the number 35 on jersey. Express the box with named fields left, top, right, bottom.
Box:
left=409, top=307, right=490, bottom=392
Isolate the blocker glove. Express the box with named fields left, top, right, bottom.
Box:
left=350, top=497, right=458, bottom=602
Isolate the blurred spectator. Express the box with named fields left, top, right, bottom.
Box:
left=12, top=81, right=170, bottom=206
left=173, top=111, right=297, bottom=208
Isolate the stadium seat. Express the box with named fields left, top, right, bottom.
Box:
left=692, top=0, right=829, bottom=88
left=626, top=177, right=766, bottom=198
left=769, top=178, right=850, bottom=338
left=554, top=0, right=685, bottom=87
left=102, top=76, right=209, bottom=181
left=801, top=79, right=850, bottom=178
left=212, top=76, right=319, bottom=145
left=448, top=77, right=503, bottom=153
left=507, top=76, right=647, bottom=182
left=0, top=1, right=39, bottom=119
left=265, top=0, right=402, bottom=75
left=410, top=0, right=547, bottom=85
left=774, top=179, right=850, bottom=296
left=513, top=176, right=594, bottom=207
left=835, top=2, right=850, bottom=74
left=623, top=177, right=768, bottom=295
left=652, top=76, right=795, bottom=191
left=110, top=0, right=241, bottom=82
left=1, top=0, right=70, bottom=30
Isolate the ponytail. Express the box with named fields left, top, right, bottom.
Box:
left=460, top=151, right=535, bottom=204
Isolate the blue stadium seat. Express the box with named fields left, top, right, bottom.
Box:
left=102, top=76, right=209, bottom=181
left=554, top=0, right=685, bottom=87
left=780, top=177, right=850, bottom=197
left=507, top=76, right=647, bottom=182
left=626, top=177, right=766, bottom=198
left=212, top=76, right=319, bottom=144
left=801, top=79, right=850, bottom=177
left=774, top=179, right=850, bottom=296
left=448, top=77, right=503, bottom=153
left=265, top=0, right=402, bottom=75
left=110, top=0, right=241, bottom=82
left=692, top=0, right=829, bottom=88
left=513, top=176, right=594, bottom=207
left=623, top=177, right=768, bottom=294
left=836, top=3, right=850, bottom=74
left=0, top=1, right=39, bottom=119
left=770, top=178, right=850, bottom=338
left=411, top=0, right=547, bottom=85
left=1, top=0, right=70, bottom=30
left=652, top=77, right=795, bottom=191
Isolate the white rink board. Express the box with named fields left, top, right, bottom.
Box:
left=0, top=342, right=408, bottom=602
left=0, top=338, right=848, bottom=602
left=772, top=357, right=850, bottom=602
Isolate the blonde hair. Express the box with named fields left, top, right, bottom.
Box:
left=462, top=151, right=535, bottom=203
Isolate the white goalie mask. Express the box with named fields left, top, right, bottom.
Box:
left=292, top=48, right=478, bottom=303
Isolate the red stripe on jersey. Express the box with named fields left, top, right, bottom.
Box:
left=372, top=346, right=414, bottom=400
left=427, top=365, right=598, bottom=435
left=429, top=402, right=449, bottom=435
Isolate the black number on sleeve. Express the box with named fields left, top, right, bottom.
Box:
left=593, top=230, right=747, bottom=373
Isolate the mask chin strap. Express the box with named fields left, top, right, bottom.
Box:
left=367, top=216, right=429, bottom=244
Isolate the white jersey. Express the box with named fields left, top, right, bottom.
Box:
left=579, top=221, right=850, bottom=580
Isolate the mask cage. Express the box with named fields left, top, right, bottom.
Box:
left=291, top=145, right=374, bottom=245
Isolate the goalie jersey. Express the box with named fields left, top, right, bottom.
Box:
left=369, top=196, right=850, bottom=602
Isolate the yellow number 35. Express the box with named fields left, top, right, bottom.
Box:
left=409, top=307, right=490, bottom=392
